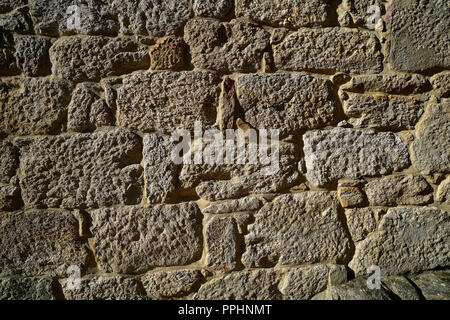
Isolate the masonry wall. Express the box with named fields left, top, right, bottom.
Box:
left=0, top=0, right=449, bottom=300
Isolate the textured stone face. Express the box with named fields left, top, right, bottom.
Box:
left=185, top=19, right=270, bottom=73
left=202, top=196, right=266, bottom=214
left=0, top=140, right=17, bottom=184
left=0, top=0, right=26, bottom=13
left=242, top=192, right=350, bottom=267
left=341, top=74, right=430, bottom=94
left=274, top=28, right=382, bottom=74
left=0, top=10, right=29, bottom=33
left=235, top=0, right=330, bottom=28
left=389, top=0, right=450, bottom=72
left=344, top=208, right=377, bottom=242
left=0, top=210, right=89, bottom=277
left=279, top=265, right=329, bottom=300
left=142, top=270, right=203, bottom=299
left=317, top=278, right=392, bottom=300
left=0, top=278, right=55, bottom=300
left=50, top=36, right=149, bottom=82
left=14, top=36, right=50, bottom=76
left=349, top=207, right=450, bottom=276
left=0, top=184, right=20, bottom=211
left=437, top=176, right=450, bottom=204
left=117, top=71, right=221, bottom=133
left=412, top=102, right=450, bottom=174
left=205, top=217, right=238, bottom=271
left=337, top=187, right=365, bottom=208
left=150, top=36, right=186, bottom=70
left=410, top=271, right=450, bottom=300
left=342, top=0, right=382, bottom=26
left=0, top=78, right=73, bottom=135
left=430, top=72, right=450, bottom=98
left=193, top=0, right=233, bottom=18
left=236, top=73, right=338, bottom=136
left=17, top=129, right=143, bottom=209
left=381, top=276, right=420, bottom=300
left=90, top=203, right=203, bottom=273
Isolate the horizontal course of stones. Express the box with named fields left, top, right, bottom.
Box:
left=0, top=0, right=449, bottom=300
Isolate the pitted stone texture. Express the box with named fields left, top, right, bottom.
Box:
left=0, top=33, right=18, bottom=75
left=0, top=184, right=20, bottom=211
left=242, top=192, right=350, bottom=267
left=303, top=128, right=410, bottom=187
left=412, top=103, right=450, bottom=174
left=17, top=129, right=143, bottom=209
left=437, top=176, right=450, bottom=204
left=150, top=36, right=186, bottom=70
left=365, top=175, right=433, bottom=206
left=344, top=208, right=377, bottom=242
left=236, top=73, right=338, bottom=136
left=68, top=84, right=113, bottom=132
left=316, top=278, right=391, bottom=300
left=30, top=0, right=119, bottom=36
left=279, top=265, right=329, bottom=300
left=342, top=0, right=382, bottom=26
left=0, top=0, right=26, bottom=13
left=235, top=0, right=329, bottom=28
left=0, top=278, right=55, bottom=300
left=381, top=276, right=420, bottom=300
left=143, top=133, right=177, bottom=204
left=390, top=0, right=449, bottom=72
left=195, top=270, right=281, bottom=300
left=117, top=71, right=221, bottom=133
left=110, top=0, right=191, bottom=37
left=206, top=217, right=238, bottom=271
left=203, top=196, right=266, bottom=214
left=62, top=276, right=147, bottom=300
left=410, top=271, right=450, bottom=300
left=0, top=77, right=73, bottom=135
left=430, top=72, right=450, bottom=98
left=184, top=19, right=270, bottom=73
left=0, top=210, right=89, bottom=277
left=142, top=270, right=203, bottom=299
left=343, top=94, right=424, bottom=129
left=14, top=36, right=50, bottom=76
left=337, top=187, right=365, bottom=208
left=0, top=140, right=17, bottom=184
left=91, top=203, right=203, bottom=273
left=349, top=207, right=450, bottom=276
left=274, top=28, right=382, bottom=74
left=50, top=36, right=149, bottom=82
left=0, top=10, right=29, bottom=33
left=193, top=0, right=233, bottom=18
left=342, top=74, right=430, bottom=94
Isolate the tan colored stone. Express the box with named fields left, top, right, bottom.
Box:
left=436, top=176, right=450, bottom=204
left=345, top=208, right=377, bottom=242
left=205, top=217, right=238, bottom=271
left=342, top=74, right=430, bottom=94
left=338, top=187, right=365, bottom=208
left=142, top=270, right=203, bottom=299
left=0, top=278, right=55, bottom=300
left=150, top=36, right=186, bottom=70
left=279, top=265, right=328, bottom=300
left=410, top=270, right=450, bottom=300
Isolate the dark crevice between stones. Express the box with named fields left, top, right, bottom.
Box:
left=51, top=278, right=66, bottom=300
left=403, top=276, right=427, bottom=300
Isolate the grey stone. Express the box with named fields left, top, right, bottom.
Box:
left=90, top=203, right=203, bottom=273
left=0, top=278, right=55, bottom=300
left=142, top=270, right=203, bottom=299
left=150, top=36, right=186, bottom=70
left=0, top=210, right=89, bottom=277
left=274, top=28, right=382, bottom=74
left=17, top=129, right=143, bottom=209
left=0, top=77, right=74, bottom=135
left=349, top=207, right=450, bottom=276
left=203, top=196, right=266, bottom=214
left=303, top=128, right=410, bottom=187
left=0, top=32, right=18, bottom=75
left=345, top=208, right=377, bottom=242
left=436, top=176, right=450, bottom=204
left=430, top=72, right=450, bottom=98
left=50, top=36, right=149, bottom=82
left=205, top=217, right=238, bottom=271
left=341, top=74, right=430, bottom=94
left=235, top=0, right=330, bottom=28
left=0, top=10, right=29, bottom=33
left=342, top=0, right=382, bottom=26
left=389, top=0, right=449, bottom=72
left=184, top=18, right=270, bottom=73
left=381, top=276, right=420, bottom=300
left=0, top=140, right=17, bottom=183
left=242, top=192, right=350, bottom=267
left=329, top=265, right=348, bottom=286
left=410, top=270, right=450, bottom=300
left=279, top=265, right=329, bottom=300
left=193, top=0, right=233, bottom=19
left=236, top=73, right=338, bottom=136
left=14, top=36, right=50, bottom=76
left=317, top=278, right=392, bottom=300
left=0, top=0, right=26, bottom=13
left=117, top=70, right=221, bottom=133
left=0, top=183, right=20, bottom=211
left=218, top=77, right=237, bottom=130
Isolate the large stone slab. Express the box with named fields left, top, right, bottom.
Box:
left=279, top=265, right=329, bottom=300
left=0, top=278, right=56, bottom=300
left=142, top=270, right=203, bottom=299
left=315, top=278, right=392, bottom=300
left=410, top=271, right=450, bottom=300
left=341, top=74, right=430, bottom=94
left=14, top=36, right=50, bottom=76
left=205, top=217, right=238, bottom=271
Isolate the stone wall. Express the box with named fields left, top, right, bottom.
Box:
left=0, top=0, right=449, bottom=300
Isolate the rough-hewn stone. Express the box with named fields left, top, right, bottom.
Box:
left=142, top=270, right=203, bottom=299
left=345, top=208, right=377, bottom=242
left=436, top=176, right=450, bottom=204
left=0, top=140, right=17, bottom=184
left=430, top=72, right=450, bottom=98
left=341, top=74, right=430, bottom=94
left=194, top=0, right=233, bottom=19
left=14, top=36, right=50, bottom=76
left=242, top=192, right=350, bottom=267
left=0, top=0, right=26, bottom=13
left=17, top=129, right=143, bottom=209
left=279, top=265, right=329, bottom=300
left=203, top=196, right=266, bottom=214
left=274, top=28, right=382, bottom=74
left=90, top=203, right=203, bottom=273
left=0, top=33, right=18, bottom=75
left=150, top=36, right=186, bottom=70
left=236, top=73, right=338, bottom=136
left=303, top=128, right=410, bottom=187
left=206, top=217, right=238, bottom=271
left=381, top=276, right=420, bottom=300
left=0, top=183, right=20, bottom=211
left=349, top=207, right=450, bottom=276
left=315, top=278, right=392, bottom=300
left=338, top=187, right=365, bottom=208
left=342, top=0, right=382, bottom=26
left=185, top=19, right=270, bottom=73
left=0, top=10, right=29, bottom=33
left=0, top=278, right=55, bottom=300
left=410, top=270, right=450, bottom=300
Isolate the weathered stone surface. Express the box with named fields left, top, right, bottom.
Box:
left=316, top=278, right=392, bottom=300
left=437, top=176, right=450, bottom=204
left=0, top=140, right=17, bottom=184
left=150, top=36, right=186, bottom=70
left=349, top=207, right=450, bottom=276
left=342, top=0, right=382, bottom=26
left=431, top=72, right=450, bottom=98
left=142, top=270, right=203, bottom=299
left=0, top=184, right=20, bottom=211
left=341, top=74, right=430, bottom=94
left=68, top=84, right=113, bottom=132
left=17, top=129, right=143, bottom=209
left=206, top=217, right=238, bottom=271
left=195, top=270, right=281, bottom=300
left=381, top=276, right=420, bottom=300
left=0, top=32, right=18, bottom=75
left=91, top=203, right=203, bottom=273
left=338, top=187, right=365, bottom=208
left=218, top=77, right=237, bottom=131
left=143, top=133, right=177, bottom=204
left=184, top=19, right=270, bottom=73
left=236, top=0, right=329, bottom=28
left=345, top=208, right=377, bottom=242
left=303, top=128, right=410, bottom=187
left=412, top=103, right=450, bottom=174
left=329, top=265, right=348, bottom=286
left=62, top=276, right=147, bottom=300
left=0, top=0, right=26, bottom=13
left=236, top=73, right=338, bottom=136
left=0, top=77, right=74, bottom=135
left=14, top=36, right=50, bottom=76
left=365, top=175, right=433, bottom=206
left=117, top=70, right=221, bottom=133
left=50, top=36, right=149, bottom=82
left=274, top=28, right=382, bottom=74
left=410, top=270, right=450, bottom=300
left=242, top=192, right=350, bottom=267
left=0, top=10, right=29, bottom=33
left=203, top=196, right=266, bottom=214
left=279, top=265, right=329, bottom=300
left=194, top=0, right=233, bottom=18
left=0, top=278, right=55, bottom=300
left=390, top=0, right=449, bottom=72
left=0, top=210, right=89, bottom=277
